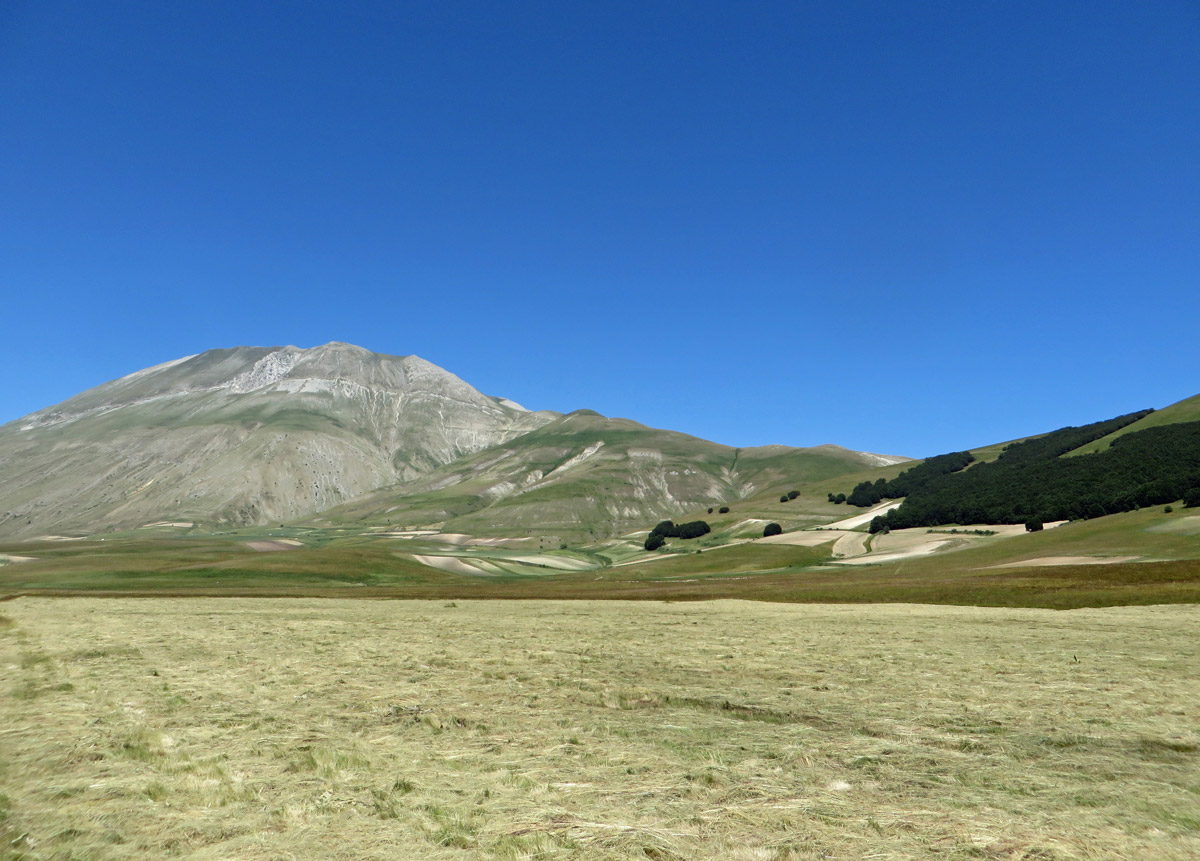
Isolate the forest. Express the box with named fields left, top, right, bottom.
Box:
left=838, top=410, right=1200, bottom=529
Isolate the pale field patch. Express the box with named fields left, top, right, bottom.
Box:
left=818, top=501, right=905, bottom=531
left=504, top=556, right=594, bottom=571
left=408, top=554, right=499, bottom=576
left=985, top=556, right=1143, bottom=568
left=867, top=529, right=957, bottom=556
left=756, top=531, right=844, bottom=548
left=1, top=599, right=1198, bottom=860
left=830, top=532, right=869, bottom=558
left=1149, top=515, right=1200, bottom=535
left=833, top=541, right=953, bottom=566
left=243, top=540, right=304, bottom=552
left=823, top=522, right=1074, bottom=565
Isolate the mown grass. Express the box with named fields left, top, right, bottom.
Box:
left=1, top=598, right=1196, bottom=859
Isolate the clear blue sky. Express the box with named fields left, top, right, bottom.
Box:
left=2, top=1, right=1197, bottom=457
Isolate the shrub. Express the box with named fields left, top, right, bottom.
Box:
left=787, top=490, right=799, bottom=499
left=779, top=495, right=789, bottom=503
left=719, top=506, right=730, bottom=514
left=707, top=508, right=714, bottom=514
left=763, top=523, right=782, bottom=537
left=644, top=534, right=665, bottom=551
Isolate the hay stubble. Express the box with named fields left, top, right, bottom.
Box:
left=1, top=599, right=1197, bottom=859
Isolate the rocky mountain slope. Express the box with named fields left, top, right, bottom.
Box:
left=0, top=343, right=557, bottom=538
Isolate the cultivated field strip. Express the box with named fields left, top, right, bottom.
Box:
left=1, top=599, right=1197, bottom=859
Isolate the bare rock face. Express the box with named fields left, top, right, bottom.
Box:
left=0, top=343, right=558, bottom=538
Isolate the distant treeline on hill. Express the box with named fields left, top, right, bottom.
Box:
left=644, top=519, right=712, bottom=550
left=847, top=450, right=976, bottom=507
left=840, top=409, right=1200, bottom=530
left=650, top=520, right=712, bottom=540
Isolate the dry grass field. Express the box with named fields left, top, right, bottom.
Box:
left=1, top=598, right=1197, bottom=860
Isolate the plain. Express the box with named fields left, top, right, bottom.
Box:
left=1, top=597, right=1197, bottom=860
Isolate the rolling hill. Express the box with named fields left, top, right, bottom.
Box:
left=308, top=409, right=906, bottom=542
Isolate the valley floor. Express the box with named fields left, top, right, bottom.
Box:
left=2, top=598, right=1197, bottom=859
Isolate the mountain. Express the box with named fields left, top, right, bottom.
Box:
left=308, top=409, right=907, bottom=541
left=0, top=343, right=557, bottom=538
left=0, top=343, right=907, bottom=542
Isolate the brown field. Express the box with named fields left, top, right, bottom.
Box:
left=2, top=598, right=1197, bottom=859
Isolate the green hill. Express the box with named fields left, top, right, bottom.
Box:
left=309, top=411, right=904, bottom=542
left=1065, top=392, right=1200, bottom=455
left=841, top=406, right=1200, bottom=531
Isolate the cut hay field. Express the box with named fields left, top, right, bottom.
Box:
left=2, top=599, right=1197, bottom=859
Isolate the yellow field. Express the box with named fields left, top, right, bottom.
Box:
left=2, top=598, right=1197, bottom=859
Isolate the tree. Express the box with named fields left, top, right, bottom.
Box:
left=763, top=523, right=782, bottom=537
left=644, top=533, right=665, bottom=551
left=1185, top=487, right=1200, bottom=508
left=1025, top=519, right=1044, bottom=532
left=719, top=506, right=730, bottom=514
left=787, top=490, right=799, bottom=499
left=779, top=495, right=789, bottom=503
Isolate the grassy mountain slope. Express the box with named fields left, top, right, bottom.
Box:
left=1065, top=392, right=1200, bottom=455
left=858, top=409, right=1200, bottom=530
left=308, top=410, right=907, bottom=542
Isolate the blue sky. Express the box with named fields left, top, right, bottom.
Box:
left=2, top=1, right=1197, bottom=457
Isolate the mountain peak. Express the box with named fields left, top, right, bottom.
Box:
left=0, top=344, right=560, bottom=537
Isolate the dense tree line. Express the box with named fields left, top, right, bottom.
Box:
left=866, top=417, right=1200, bottom=530
left=845, top=410, right=1153, bottom=509
left=846, top=450, right=977, bottom=507
left=649, top=519, right=712, bottom=540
